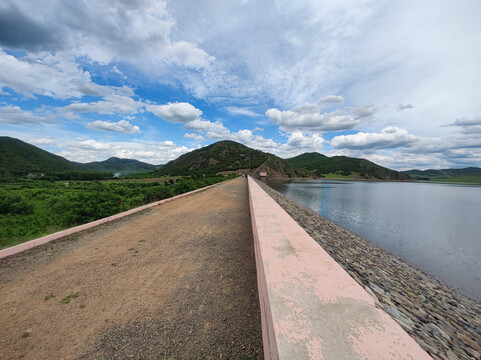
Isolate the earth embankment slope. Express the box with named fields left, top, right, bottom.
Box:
left=0, top=177, right=262, bottom=359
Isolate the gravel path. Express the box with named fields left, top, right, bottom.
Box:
left=256, top=179, right=481, bottom=360
left=0, top=178, right=263, bottom=360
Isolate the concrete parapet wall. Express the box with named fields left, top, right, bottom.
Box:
left=0, top=182, right=222, bottom=259
left=247, top=177, right=432, bottom=360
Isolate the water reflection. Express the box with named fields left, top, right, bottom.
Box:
left=268, top=179, right=481, bottom=302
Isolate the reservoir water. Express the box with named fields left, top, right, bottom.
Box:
left=268, top=180, right=481, bottom=302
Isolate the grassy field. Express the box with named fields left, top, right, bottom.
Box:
left=0, top=175, right=235, bottom=249
left=320, top=172, right=358, bottom=179
left=428, top=175, right=481, bottom=184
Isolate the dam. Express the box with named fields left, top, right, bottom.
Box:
left=1, top=177, right=479, bottom=359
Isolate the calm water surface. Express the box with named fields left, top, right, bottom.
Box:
left=269, top=180, right=481, bottom=302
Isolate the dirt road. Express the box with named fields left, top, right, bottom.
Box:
left=0, top=177, right=263, bottom=359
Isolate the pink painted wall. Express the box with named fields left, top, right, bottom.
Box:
left=247, top=176, right=432, bottom=360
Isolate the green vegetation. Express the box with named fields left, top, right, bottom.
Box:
left=286, top=152, right=411, bottom=180
left=0, top=136, right=85, bottom=178
left=81, top=157, right=159, bottom=174
left=22, top=331, right=30, bottom=338
left=0, top=137, right=158, bottom=181
left=403, top=167, right=481, bottom=184
left=0, top=175, right=234, bottom=249
left=61, top=292, right=80, bottom=304
left=44, top=293, right=56, bottom=301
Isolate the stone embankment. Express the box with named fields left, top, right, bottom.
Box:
left=256, top=179, right=481, bottom=360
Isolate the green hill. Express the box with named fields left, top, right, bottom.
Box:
left=81, top=157, right=157, bottom=174
left=286, top=152, right=410, bottom=180
left=0, top=136, right=84, bottom=177
left=155, top=140, right=301, bottom=178
left=403, top=167, right=481, bottom=183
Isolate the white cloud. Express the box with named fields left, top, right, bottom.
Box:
left=266, top=107, right=359, bottom=132
left=62, top=95, right=141, bottom=115
left=183, top=119, right=230, bottom=139
left=0, top=1, right=212, bottom=69
left=319, top=95, right=343, bottom=104
left=86, top=119, right=140, bottom=134
left=0, top=105, right=54, bottom=124
left=331, top=127, right=419, bottom=150
left=30, top=137, right=54, bottom=145
left=287, top=132, right=324, bottom=149
left=0, top=50, right=111, bottom=99
left=448, top=116, right=481, bottom=127
left=397, top=103, right=414, bottom=112
left=147, top=102, right=202, bottom=124
left=184, top=133, right=205, bottom=141
left=351, top=105, right=377, bottom=119
left=225, top=106, right=261, bottom=117
left=76, top=139, right=112, bottom=151
left=59, top=138, right=196, bottom=164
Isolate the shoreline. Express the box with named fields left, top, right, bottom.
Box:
left=256, top=179, right=481, bottom=360
left=269, top=176, right=481, bottom=186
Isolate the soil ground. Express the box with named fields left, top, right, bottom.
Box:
left=0, top=177, right=263, bottom=359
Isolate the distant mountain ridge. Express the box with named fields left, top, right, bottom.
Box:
left=0, top=136, right=84, bottom=176
left=286, top=152, right=410, bottom=180
left=403, top=167, right=481, bottom=182
left=155, top=140, right=302, bottom=178
left=81, top=157, right=158, bottom=174
left=1, top=137, right=430, bottom=182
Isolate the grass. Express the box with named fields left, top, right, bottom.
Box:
left=22, top=331, right=30, bottom=338
left=0, top=175, right=233, bottom=250
left=430, top=175, right=481, bottom=184
left=320, top=172, right=357, bottom=179
left=60, top=292, right=80, bottom=304
left=44, top=293, right=55, bottom=301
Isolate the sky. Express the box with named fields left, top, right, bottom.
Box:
left=1, top=0, right=481, bottom=170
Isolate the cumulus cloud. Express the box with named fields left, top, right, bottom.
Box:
left=319, top=95, right=343, bottom=104
left=62, top=95, right=141, bottom=115
left=76, top=139, right=112, bottom=151
left=0, top=105, right=54, bottom=124
left=397, top=103, right=414, bottom=112
left=30, top=137, right=54, bottom=145
left=147, top=102, right=202, bottom=124
left=184, top=133, right=205, bottom=141
left=0, top=50, right=113, bottom=99
left=265, top=106, right=359, bottom=132
left=287, top=132, right=324, bottom=149
left=448, top=116, right=481, bottom=127
left=182, top=119, right=227, bottom=138
left=0, top=0, right=211, bottom=69
left=86, top=120, right=140, bottom=134
left=59, top=138, right=196, bottom=164
left=352, top=105, right=377, bottom=119
left=331, top=127, right=419, bottom=150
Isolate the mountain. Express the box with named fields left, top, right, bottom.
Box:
left=403, top=167, right=481, bottom=183
left=0, top=136, right=84, bottom=176
left=286, top=152, right=411, bottom=181
left=155, top=140, right=302, bottom=178
left=81, top=157, right=157, bottom=174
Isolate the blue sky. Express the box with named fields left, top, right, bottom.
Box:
left=1, top=0, right=481, bottom=169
